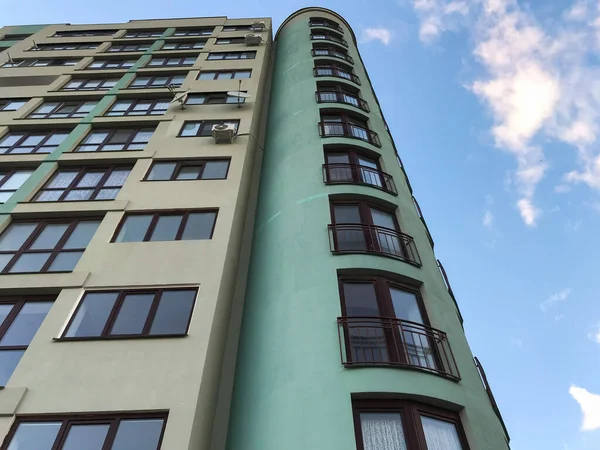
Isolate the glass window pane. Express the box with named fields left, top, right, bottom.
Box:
left=110, top=293, right=153, bottom=335
left=389, top=288, right=423, bottom=323
left=65, top=292, right=118, bottom=337
left=7, top=420, right=61, bottom=450
left=421, top=416, right=464, bottom=450
left=0, top=254, right=12, bottom=272
left=115, top=215, right=153, bottom=242
left=343, top=283, right=380, bottom=316
left=8, top=253, right=51, bottom=273
left=198, top=72, right=215, bottom=80
left=29, top=223, right=69, bottom=250
left=84, top=132, right=109, bottom=144
left=0, top=223, right=37, bottom=251
left=111, top=419, right=164, bottom=450
left=22, top=135, right=45, bottom=146
left=150, top=290, right=196, bottom=335
left=147, top=163, right=176, bottom=181
left=62, top=424, right=109, bottom=450
left=180, top=122, right=199, bottom=136
left=176, top=166, right=201, bottom=180
left=0, top=192, right=10, bottom=203
left=134, top=130, right=153, bottom=142
left=95, top=188, right=120, bottom=200
left=36, top=190, right=62, bottom=202
left=47, top=171, right=78, bottom=189
left=202, top=161, right=229, bottom=179
left=48, top=251, right=83, bottom=272
left=181, top=212, right=216, bottom=240
left=333, top=205, right=361, bottom=223
left=63, top=221, right=100, bottom=249
left=77, top=172, right=104, bottom=187
left=64, top=189, right=94, bottom=201
left=360, top=413, right=407, bottom=450
left=0, top=302, right=52, bottom=346
left=1, top=171, right=33, bottom=190
left=149, top=215, right=182, bottom=241
left=45, top=133, right=69, bottom=145
left=110, top=130, right=133, bottom=143
left=0, top=304, right=14, bottom=328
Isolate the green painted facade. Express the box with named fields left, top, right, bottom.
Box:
left=226, top=8, right=509, bottom=450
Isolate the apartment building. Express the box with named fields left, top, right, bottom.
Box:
left=0, top=7, right=508, bottom=450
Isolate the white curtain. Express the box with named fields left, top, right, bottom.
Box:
left=421, top=416, right=463, bottom=450
left=360, top=413, right=408, bottom=450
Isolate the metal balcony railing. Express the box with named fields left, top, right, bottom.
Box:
left=322, top=163, right=397, bottom=195
left=475, top=357, right=510, bottom=443
left=316, top=90, right=369, bottom=112
left=337, top=316, right=460, bottom=380
left=312, top=49, right=354, bottom=64
left=311, top=34, right=348, bottom=47
left=328, top=223, right=421, bottom=265
left=309, top=21, right=344, bottom=33
left=318, top=122, right=381, bottom=147
left=313, top=67, right=360, bottom=84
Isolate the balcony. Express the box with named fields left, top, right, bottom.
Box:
left=312, top=49, right=354, bottom=64
left=311, top=34, right=348, bottom=47
left=319, top=122, right=381, bottom=147
left=322, top=163, right=397, bottom=195
left=328, top=223, right=421, bottom=265
left=337, top=316, right=460, bottom=380
left=316, top=90, right=369, bottom=112
left=309, top=21, right=344, bottom=33
left=314, top=67, right=360, bottom=84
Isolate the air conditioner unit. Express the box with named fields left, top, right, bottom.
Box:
left=251, top=21, right=266, bottom=31
left=211, top=124, right=237, bottom=144
left=245, top=34, right=262, bottom=46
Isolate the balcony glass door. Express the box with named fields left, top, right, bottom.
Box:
left=370, top=208, right=404, bottom=258
left=358, top=155, right=382, bottom=188
left=332, top=205, right=367, bottom=251
left=326, top=153, right=353, bottom=182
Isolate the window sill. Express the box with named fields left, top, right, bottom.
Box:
left=54, top=333, right=188, bottom=342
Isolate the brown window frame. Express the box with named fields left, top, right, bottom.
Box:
left=215, top=37, right=246, bottom=45
left=178, top=120, right=240, bottom=137
left=146, top=55, right=197, bottom=67
left=352, top=399, right=470, bottom=450
left=206, top=51, right=256, bottom=60
left=27, top=100, right=97, bottom=119
left=0, top=217, right=102, bottom=274
left=316, top=83, right=369, bottom=112
left=0, top=168, right=35, bottom=202
left=86, top=58, right=137, bottom=70
left=128, top=74, right=186, bottom=89
left=52, top=30, right=117, bottom=38
left=123, top=30, right=164, bottom=38
left=61, top=78, right=119, bottom=91
left=2, top=58, right=80, bottom=68
left=196, top=69, right=252, bottom=80
left=310, top=31, right=348, bottom=47
left=0, top=412, right=168, bottom=450
left=30, top=42, right=100, bottom=51
left=105, top=98, right=170, bottom=116
left=107, top=42, right=153, bottom=52
left=162, top=40, right=206, bottom=50
left=76, top=127, right=155, bottom=152
left=323, top=148, right=395, bottom=194
left=111, top=209, right=218, bottom=243
left=143, top=159, right=231, bottom=181
left=0, top=130, right=72, bottom=154
left=309, top=17, right=343, bottom=32
left=185, top=92, right=245, bottom=105
left=172, top=28, right=214, bottom=36
left=312, top=44, right=354, bottom=63
left=34, top=165, right=132, bottom=202
left=61, top=288, right=198, bottom=340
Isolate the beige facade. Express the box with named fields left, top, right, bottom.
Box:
left=0, top=16, right=272, bottom=450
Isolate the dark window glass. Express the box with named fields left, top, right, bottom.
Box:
left=64, top=289, right=197, bottom=339
left=222, top=25, right=253, bottom=32
left=173, top=28, right=213, bottom=36
left=179, top=120, right=239, bottom=137
left=114, top=215, right=153, bottom=242
left=108, top=43, right=151, bottom=52
left=129, top=74, right=185, bottom=89
left=53, top=30, right=116, bottom=37
left=2, top=59, right=79, bottom=68
left=197, top=70, right=251, bottom=80
left=123, top=30, right=164, bottom=38
left=162, top=41, right=205, bottom=50
left=215, top=37, right=246, bottom=45
left=76, top=127, right=155, bottom=152
left=62, top=78, right=118, bottom=91
left=6, top=421, right=62, bottom=449
left=186, top=92, right=243, bottom=105
left=206, top=51, right=256, bottom=60
left=106, top=99, right=169, bottom=116
left=0, top=99, right=28, bottom=111
left=86, top=59, right=136, bottom=70
left=31, top=43, right=100, bottom=51
left=28, top=101, right=97, bottom=119
left=0, top=131, right=70, bottom=154
left=113, top=211, right=217, bottom=242
left=146, top=56, right=197, bottom=67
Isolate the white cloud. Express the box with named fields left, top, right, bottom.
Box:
left=540, top=288, right=572, bottom=312
left=482, top=210, right=494, bottom=228
left=406, top=0, right=600, bottom=225
left=362, top=28, right=393, bottom=45
left=570, top=385, right=600, bottom=431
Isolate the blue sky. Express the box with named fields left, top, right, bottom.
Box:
left=3, top=0, right=600, bottom=448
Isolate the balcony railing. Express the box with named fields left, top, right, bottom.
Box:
left=311, top=34, right=348, bottom=47
left=319, top=122, right=381, bottom=147
left=314, top=67, right=360, bottom=84
left=312, top=49, right=354, bottom=64
left=309, top=21, right=344, bottom=33
left=337, top=316, right=460, bottom=380
left=322, top=163, right=397, bottom=195
left=475, top=357, right=510, bottom=442
left=316, top=91, right=369, bottom=112
left=328, top=223, right=421, bottom=265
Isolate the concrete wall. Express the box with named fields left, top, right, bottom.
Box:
left=226, top=7, right=509, bottom=450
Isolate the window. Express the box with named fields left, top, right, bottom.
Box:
left=222, top=25, right=253, bottom=32
left=3, top=413, right=167, bottom=450
left=0, top=218, right=101, bottom=273
left=186, top=92, right=244, bottom=105
left=107, top=42, right=152, bottom=52
left=162, top=40, right=205, bottom=50
left=320, top=113, right=380, bottom=146
left=0, top=130, right=71, bottom=154
left=63, top=288, right=197, bottom=339
left=173, top=28, right=213, bottom=36
left=145, top=159, right=230, bottom=181
left=311, top=32, right=347, bottom=46
left=28, top=101, right=97, bottom=119
left=53, top=30, right=117, bottom=37
left=76, top=127, right=155, bottom=152
left=324, top=149, right=395, bottom=193
left=0, top=99, right=28, bottom=111
left=106, top=98, right=170, bottom=116
left=30, top=43, right=99, bottom=51
left=0, top=297, right=53, bottom=385
left=314, top=63, right=360, bottom=84
left=0, top=34, right=31, bottom=42
left=113, top=210, right=217, bottom=242
left=2, top=58, right=79, bottom=67
left=61, top=78, right=119, bottom=91
left=309, top=18, right=343, bottom=31
left=179, top=120, right=239, bottom=137
left=123, top=30, right=164, bottom=38
left=207, top=51, right=256, bottom=60
left=215, top=37, right=246, bottom=45
left=86, top=59, right=136, bottom=70
left=146, top=56, right=197, bottom=67
left=353, top=400, right=469, bottom=450
left=0, top=169, right=34, bottom=203
left=316, top=84, right=368, bottom=111
left=129, top=74, right=186, bottom=88
left=34, top=166, right=131, bottom=202
left=197, top=69, right=251, bottom=80
left=312, top=44, right=353, bottom=63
